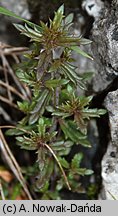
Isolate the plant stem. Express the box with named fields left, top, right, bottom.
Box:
left=0, top=179, right=5, bottom=200
left=44, top=143, right=71, bottom=190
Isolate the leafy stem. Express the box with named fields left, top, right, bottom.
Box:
left=0, top=4, right=107, bottom=199
left=44, top=143, right=71, bottom=190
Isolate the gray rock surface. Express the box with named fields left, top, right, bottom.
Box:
left=0, top=0, right=31, bottom=20
left=101, top=90, right=118, bottom=200
left=82, top=0, right=104, bottom=20
left=0, top=0, right=31, bottom=44
left=83, top=0, right=118, bottom=199
left=91, top=0, right=118, bottom=92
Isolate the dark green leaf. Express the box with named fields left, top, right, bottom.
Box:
left=52, top=4, right=64, bottom=30
left=51, top=140, right=73, bottom=155
left=25, top=23, right=41, bottom=37
left=79, top=96, right=93, bottom=107
left=29, top=112, right=40, bottom=125
left=46, top=105, right=54, bottom=112
left=5, top=128, right=22, bottom=136
left=71, top=46, right=93, bottom=60
left=17, top=101, right=30, bottom=112
left=77, top=138, right=91, bottom=147
left=74, top=168, right=93, bottom=176
left=39, top=181, right=49, bottom=193
left=61, top=63, right=85, bottom=89
left=37, top=51, right=52, bottom=80
left=38, top=117, right=52, bottom=128
left=45, top=79, right=69, bottom=89
left=61, top=65, right=76, bottom=85
left=37, top=118, right=46, bottom=137
left=51, top=140, right=65, bottom=150
left=95, top=109, right=107, bottom=115
left=31, top=90, right=50, bottom=113
left=74, top=168, right=87, bottom=176
left=58, top=157, right=69, bottom=169
left=37, top=148, right=46, bottom=171
left=67, top=121, right=86, bottom=140
left=52, top=111, right=71, bottom=118
left=5, top=125, right=35, bottom=136
left=35, top=158, right=53, bottom=190
left=82, top=108, right=107, bottom=118
left=15, top=136, right=24, bottom=142
left=16, top=136, right=37, bottom=150
left=60, top=120, right=86, bottom=143
left=67, top=84, right=73, bottom=94
left=71, top=153, right=83, bottom=170
left=14, top=24, right=42, bottom=42
left=48, top=60, right=61, bottom=72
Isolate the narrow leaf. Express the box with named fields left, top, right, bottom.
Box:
left=71, top=46, right=93, bottom=60
left=58, top=157, right=69, bottom=169
left=82, top=108, right=107, bottom=118
left=57, top=4, right=64, bottom=14
left=77, top=138, right=91, bottom=147
left=60, top=120, right=86, bottom=143
left=84, top=169, right=94, bottom=175
left=37, top=149, right=46, bottom=171
left=64, top=13, right=74, bottom=25
left=79, top=96, right=93, bottom=107
left=71, top=153, right=83, bottom=169
left=31, top=90, right=50, bottom=114
left=79, top=38, right=92, bottom=45
left=45, top=79, right=69, bottom=89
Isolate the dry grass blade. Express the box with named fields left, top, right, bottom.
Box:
left=107, top=190, right=117, bottom=200
left=0, top=179, right=5, bottom=200
left=0, top=129, right=32, bottom=200
left=4, top=47, right=28, bottom=55
left=0, top=126, right=32, bottom=135
left=0, top=80, right=27, bottom=101
left=0, top=107, right=11, bottom=122
left=0, top=42, right=31, bottom=100
left=1, top=53, right=12, bottom=102
left=0, top=95, right=18, bottom=109
left=45, top=143, right=71, bottom=191
left=2, top=54, right=27, bottom=97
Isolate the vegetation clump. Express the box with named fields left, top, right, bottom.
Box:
left=0, top=5, right=106, bottom=199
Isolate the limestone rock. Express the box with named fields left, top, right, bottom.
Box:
left=0, top=0, right=31, bottom=44
left=82, top=0, right=104, bottom=20
left=102, top=90, right=118, bottom=200
left=0, top=0, right=31, bottom=20
left=91, top=0, right=118, bottom=92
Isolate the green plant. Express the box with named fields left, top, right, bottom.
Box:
left=0, top=5, right=106, bottom=199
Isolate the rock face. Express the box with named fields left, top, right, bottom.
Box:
left=0, top=0, right=31, bottom=45
left=102, top=90, right=118, bottom=200
left=0, top=0, right=31, bottom=20
left=82, top=0, right=104, bottom=19
left=91, top=0, right=118, bottom=92
left=84, top=0, right=118, bottom=200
